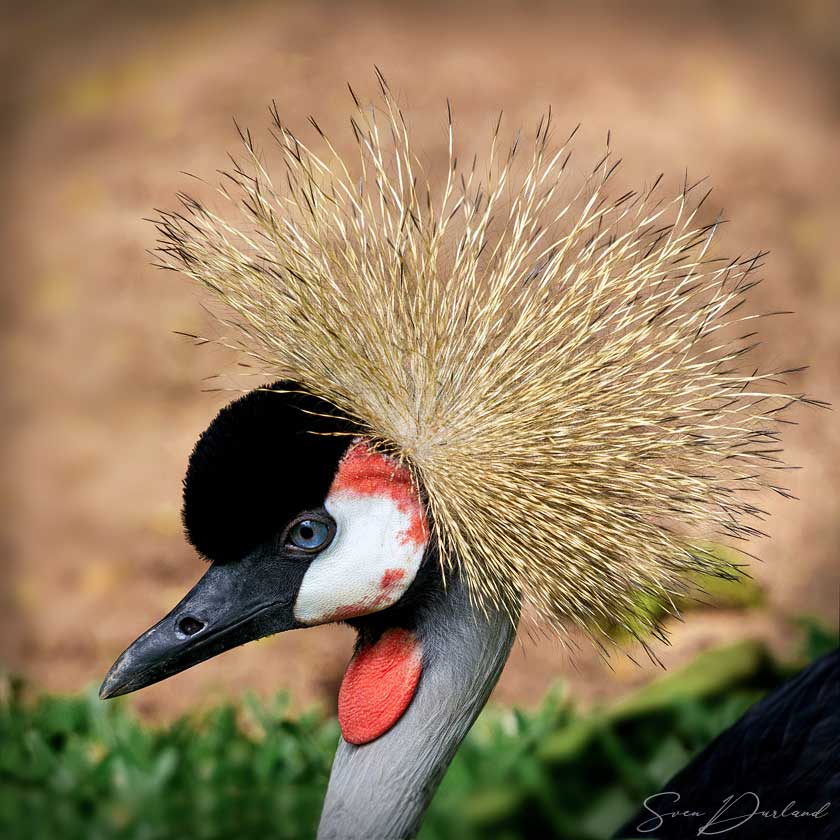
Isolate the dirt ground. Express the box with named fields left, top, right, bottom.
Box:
left=3, top=1, right=839, bottom=720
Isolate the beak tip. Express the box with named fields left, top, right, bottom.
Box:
left=98, top=681, right=115, bottom=700
left=98, top=675, right=117, bottom=701
left=99, top=660, right=128, bottom=700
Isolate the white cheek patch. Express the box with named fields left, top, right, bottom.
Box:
left=293, top=443, right=429, bottom=625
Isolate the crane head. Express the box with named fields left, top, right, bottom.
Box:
left=99, top=382, right=435, bottom=743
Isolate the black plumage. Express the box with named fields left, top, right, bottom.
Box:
left=617, top=647, right=840, bottom=839
left=182, top=382, right=357, bottom=563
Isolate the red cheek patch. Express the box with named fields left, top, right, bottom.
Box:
left=380, top=567, right=406, bottom=590
left=331, top=443, right=429, bottom=548
left=338, top=628, right=423, bottom=745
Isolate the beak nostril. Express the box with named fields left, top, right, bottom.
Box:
left=177, top=616, right=205, bottom=636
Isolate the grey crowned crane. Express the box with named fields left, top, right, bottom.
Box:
left=100, top=383, right=515, bottom=839
left=100, top=79, right=828, bottom=838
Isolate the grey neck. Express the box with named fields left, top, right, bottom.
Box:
left=317, top=578, right=518, bottom=840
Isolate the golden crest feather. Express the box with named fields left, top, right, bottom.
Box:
left=154, top=74, right=817, bottom=648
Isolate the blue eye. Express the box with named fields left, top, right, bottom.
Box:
left=287, top=518, right=332, bottom=551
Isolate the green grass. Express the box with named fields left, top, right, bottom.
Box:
left=1, top=619, right=835, bottom=840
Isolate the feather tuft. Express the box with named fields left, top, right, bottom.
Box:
left=153, top=81, right=818, bottom=646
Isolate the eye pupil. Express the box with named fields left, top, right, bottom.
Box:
left=288, top=518, right=332, bottom=551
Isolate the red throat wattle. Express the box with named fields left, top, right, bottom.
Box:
left=338, top=628, right=423, bottom=745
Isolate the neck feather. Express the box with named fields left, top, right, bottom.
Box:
left=317, top=577, right=517, bottom=840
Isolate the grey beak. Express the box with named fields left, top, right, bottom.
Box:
left=100, top=544, right=306, bottom=699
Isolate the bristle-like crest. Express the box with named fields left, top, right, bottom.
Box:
left=154, top=79, right=819, bottom=647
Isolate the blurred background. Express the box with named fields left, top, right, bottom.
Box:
left=1, top=1, right=839, bottom=836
